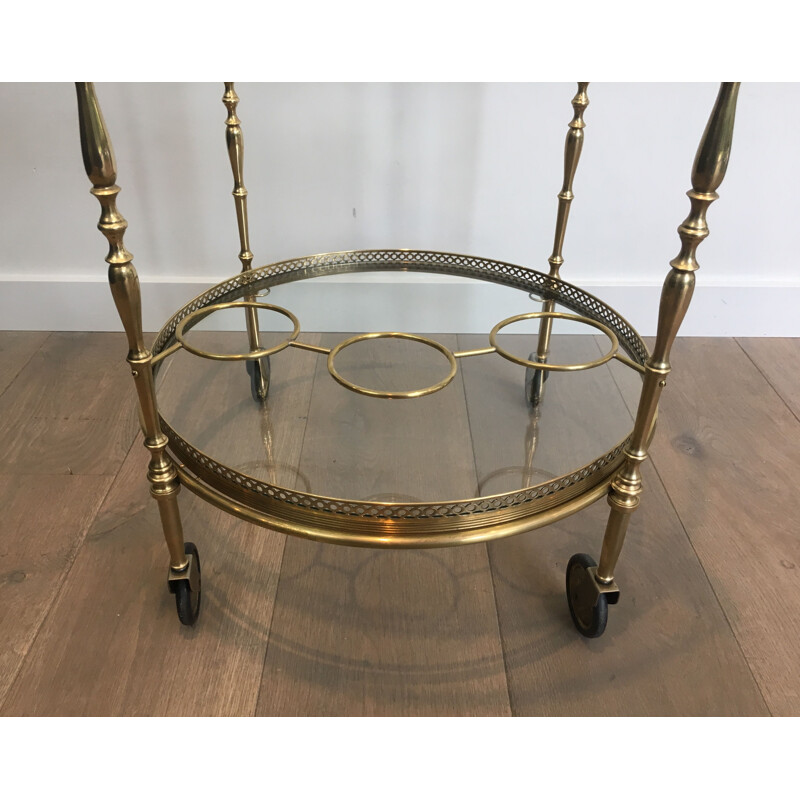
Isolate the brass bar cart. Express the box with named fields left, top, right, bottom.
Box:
left=76, top=82, right=740, bottom=637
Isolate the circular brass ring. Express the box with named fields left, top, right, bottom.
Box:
left=174, top=301, right=300, bottom=361
left=489, top=311, right=619, bottom=371
left=327, top=332, right=458, bottom=399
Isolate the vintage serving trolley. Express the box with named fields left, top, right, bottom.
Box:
left=76, top=82, right=739, bottom=637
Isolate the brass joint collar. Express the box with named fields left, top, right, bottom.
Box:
left=127, top=353, right=153, bottom=368
left=143, top=434, right=169, bottom=451
left=622, top=449, right=648, bottom=464
left=607, top=490, right=640, bottom=512
left=150, top=483, right=180, bottom=499
left=645, top=362, right=670, bottom=376
left=687, top=189, right=719, bottom=203
left=90, top=184, right=120, bottom=198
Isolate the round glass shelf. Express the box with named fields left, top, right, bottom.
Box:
left=153, top=250, right=646, bottom=546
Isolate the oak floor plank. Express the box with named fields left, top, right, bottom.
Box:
left=0, top=331, right=50, bottom=397
left=256, top=334, right=511, bottom=716
left=0, top=473, right=113, bottom=707
left=461, top=334, right=768, bottom=716
left=737, top=338, right=800, bottom=421
left=2, top=335, right=320, bottom=716
left=0, top=332, right=139, bottom=476
left=617, top=339, right=800, bottom=716
left=3, top=446, right=281, bottom=716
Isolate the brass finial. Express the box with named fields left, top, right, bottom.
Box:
left=670, top=83, right=741, bottom=274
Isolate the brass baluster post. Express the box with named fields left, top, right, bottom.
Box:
left=223, top=82, right=268, bottom=399
left=531, top=82, right=589, bottom=405
left=596, top=82, right=741, bottom=584
left=76, top=82, right=189, bottom=574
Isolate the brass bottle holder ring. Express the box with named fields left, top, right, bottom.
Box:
left=327, top=331, right=458, bottom=399
left=489, top=311, right=619, bottom=371
left=169, top=303, right=627, bottom=395
left=174, top=300, right=301, bottom=361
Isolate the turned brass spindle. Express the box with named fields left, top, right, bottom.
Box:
left=596, top=82, right=741, bottom=584
left=76, top=82, right=188, bottom=572
left=534, top=82, right=590, bottom=389
left=222, top=82, right=264, bottom=374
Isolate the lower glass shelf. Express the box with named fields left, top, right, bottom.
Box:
left=153, top=250, right=646, bottom=544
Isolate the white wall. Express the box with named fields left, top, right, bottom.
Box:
left=1, top=82, right=797, bottom=334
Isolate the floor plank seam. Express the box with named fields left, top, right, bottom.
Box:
left=456, top=334, right=514, bottom=716
left=484, top=542, right=515, bottom=717
left=252, top=340, right=321, bottom=717
left=250, top=535, right=287, bottom=716
left=734, top=338, right=800, bottom=427
left=645, top=450, right=773, bottom=716
left=0, top=427, right=141, bottom=715
left=0, top=332, right=52, bottom=403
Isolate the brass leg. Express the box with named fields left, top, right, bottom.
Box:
left=76, top=83, right=199, bottom=623
left=566, top=83, right=741, bottom=637
left=535, top=299, right=556, bottom=364
left=528, top=299, right=555, bottom=405
left=223, top=83, right=269, bottom=401
left=145, top=435, right=188, bottom=571
left=597, top=461, right=641, bottom=583
left=129, top=352, right=188, bottom=573
left=530, top=83, right=589, bottom=406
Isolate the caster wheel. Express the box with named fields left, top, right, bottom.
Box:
left=246, top=357, right=270, bottom=402
left=173, top=542, right=201, bottom=626
left=525, top=352, right=548, bottom=407
left=566, top=553, right=608, bottom=638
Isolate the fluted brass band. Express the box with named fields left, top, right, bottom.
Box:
left=173, top=461, right=616, bottom=549
left=490, top=311, right=619, bottom=371
left=327, top=332, right=458, bottom=399
left=164, top=415, right=628, bottom=544
left=174, top=300, right=300, bottom=361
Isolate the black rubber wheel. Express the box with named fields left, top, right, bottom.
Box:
left=566, top=553, right=608, bottom=638
left=525, top=352, right=548, bottom=407
left=246, top=356, right=270, bottom=402
left=174, top=542, right=201, bottom=626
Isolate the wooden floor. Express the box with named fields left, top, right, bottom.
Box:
left=1, top=331, right=798, bottom=716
